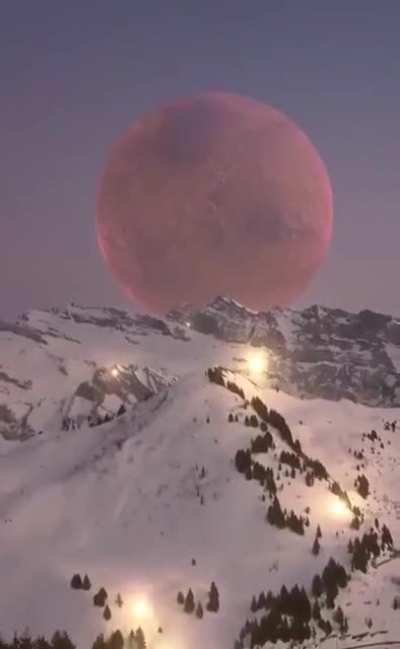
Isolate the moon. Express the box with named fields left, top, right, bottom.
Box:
left=96, top=92, right=333, bottom=314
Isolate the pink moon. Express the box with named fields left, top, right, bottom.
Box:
left=96, top=92, right=333, bottom=314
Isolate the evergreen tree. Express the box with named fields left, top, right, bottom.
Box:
left=312, top=574, right=323, bottom=599
left=82, top=574, right=91, bottom=591
left=115, top=593, right=123, bottom=608
left=257, top=591, right=266, bottom=609
left=355, top=474, right=370, bottom=499
left=108, top=631, right=124, bottom=649
left=312, top=537, right=320, bottom=556
left=92, top=635, right=107, bottom=649
left=206, top=581, right=220, bottom=612
left=333, top=606, right=346, bottom=632
left=70, top=574, right=82, bottom=590
left=265, top=590, right=275, bottom=609
left=135, top=627, right=146, bottom=649
left=326, top=582, right=339, bottom=609
left=382, top=524, right=394, bottom=549
left=250, top=596, right=258, bottom=613
left=93, top=588, right=108, bottom=607
left=126, top=631, right=136, bottom=649
left=267, top=497, right=285, bottom=528
left=103, top=605, right=111, bottom=621
left=196, top=602, right=204, bottom=619
left=316, top=524, right=322, bottom=538
left=235, top=449, right=251, bottom=474
left=51, top=632, right=76, bottom=649
left=312, top=600, right=321, bottom=620
left=184, top=588, right=195, bottom=613
left=177, top=591, right=184, bottom=605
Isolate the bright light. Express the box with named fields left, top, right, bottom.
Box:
left=111, top=367, right=119, bottom=377
left=247, top=350, right=268, bottom=375
left=329, top=499, right=351, bottom=519
left=131, top=595, right=154, bottom=620
left=185, top=321, right=191, bottom=328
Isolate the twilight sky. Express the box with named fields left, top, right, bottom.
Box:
left=1, top=1, right=399, bottom=319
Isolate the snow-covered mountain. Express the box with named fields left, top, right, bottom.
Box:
left=171, top=296, right=400, bottom=407
left=1, top=298, right=400, bottom=649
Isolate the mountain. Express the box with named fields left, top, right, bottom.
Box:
left=171, top=296, right=400, bottom=406
left=0, top=298, right=400, bottom=648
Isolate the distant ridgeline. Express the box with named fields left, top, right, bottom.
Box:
left=171, top=297, right=400, bottom=406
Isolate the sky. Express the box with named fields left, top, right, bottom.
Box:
left=1, top=1, right=400, bottom=320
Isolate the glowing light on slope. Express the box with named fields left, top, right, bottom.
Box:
left=131, top=595, right=154, bottom=620
left=247, top=350, right=268, bottom=375
left=329, top=499, right=351, bottom=519
left=111, top=366, right=120, bottom=377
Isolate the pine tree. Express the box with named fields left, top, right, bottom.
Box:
left=257, top=591, right=266, bottom=609
left=206, top=581, right=220, bottom=612
left=177, top=591, right=184, bottom=605
left=312, top=600, right=321, bottom=620
left=115, top=593, right=123, bottom=608
left=312, top=574, right=323, bottom=599
left=92, top=635, right=107, bottom=649
left=312, top=537, right=320, bottom=556
left=51, top=631, right=76, bottom=649
left=103, top=605, right=111, bottom=621
left=316, top=524, right=322, bottom=538
left=184, top=588, right=195, bottom=613
left=70, top=574, right=82, bottom=590
left=108, top=630, right=124, bottom=649
left=82, top=574, right=91, bottom=591
left=135, top=627, right=146, bottom=649
left=126, top=630, right=136, bottom=649
left=93, top=588, right=108, bottom=607
left=250, top=596, right=258, bottom=612
left=326, top=582, right=339, bottom=609
left=196, top=602, right=204, bottom=619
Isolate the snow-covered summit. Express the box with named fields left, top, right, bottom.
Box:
left=1, top=298, right=400, bottom=442
left=169, top=297, right=400, bottom=406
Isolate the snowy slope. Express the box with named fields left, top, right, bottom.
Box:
left=1, top=300, right=400, bottom=648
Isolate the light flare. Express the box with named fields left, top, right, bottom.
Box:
left=329, top=498, right=351, bottom=519
left=131, top=595, right=154, bottom=620
left=247, top=350, right=268, bottom=375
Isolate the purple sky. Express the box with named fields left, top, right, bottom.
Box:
left=1, top=1, right=399, bottom=319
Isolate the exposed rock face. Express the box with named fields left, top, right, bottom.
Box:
left=1, top=297, right=400, bottom=441
left=169, top=297, right=400, bottom=407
